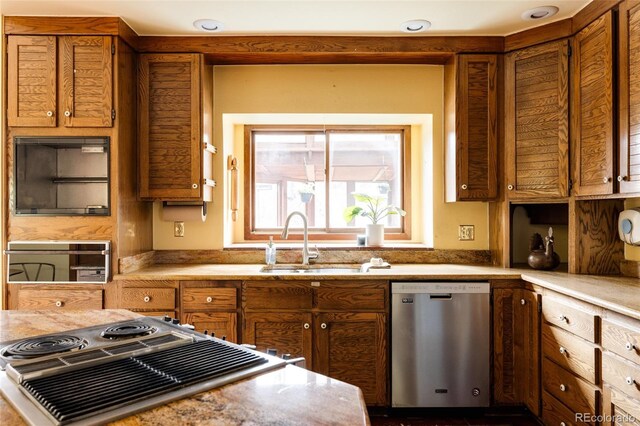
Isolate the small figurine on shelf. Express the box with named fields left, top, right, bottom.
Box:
left=527, top=226, right=561, bottom=270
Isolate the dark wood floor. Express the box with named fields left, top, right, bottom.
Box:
left=368, top=408, right=540, bottom=426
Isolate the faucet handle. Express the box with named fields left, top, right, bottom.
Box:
left=308, top=245, right=320, bottom=259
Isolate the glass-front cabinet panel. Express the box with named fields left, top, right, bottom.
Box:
left=14, top=136, right=110, bottom=215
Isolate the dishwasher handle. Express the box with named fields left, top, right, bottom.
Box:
left=430, top=293, right=452, bottom=300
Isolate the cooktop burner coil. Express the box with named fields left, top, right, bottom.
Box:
left=100, top=321, right=157, bottom=339
left=3, top=335, right=86, bottom=359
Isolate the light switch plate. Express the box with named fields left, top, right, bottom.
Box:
left=174, top=221, right=185, bottom=237
left=459, top=225, right=475, bottom=241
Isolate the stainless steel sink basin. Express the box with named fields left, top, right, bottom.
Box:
left=259, top=265, right=362, bottom=274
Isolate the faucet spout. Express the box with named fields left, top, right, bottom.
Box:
left=281, top=211, right=319, bottom=265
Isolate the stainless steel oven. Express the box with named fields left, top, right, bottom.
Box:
left=5, top=241, right=110, bottom=284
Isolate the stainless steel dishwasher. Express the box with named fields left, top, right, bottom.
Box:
left=391, top=281, right=490, bottom=407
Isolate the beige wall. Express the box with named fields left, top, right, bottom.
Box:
left=153, top=65, right=489, bottom=250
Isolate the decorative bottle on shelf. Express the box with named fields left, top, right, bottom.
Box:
left=265, top=236, right=277, bottom=265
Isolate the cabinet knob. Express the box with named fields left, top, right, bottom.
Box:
left=603, top=176, right=612, bottom=183
left=206, top=296, right=213, bottom=303
left=626, top=342, right=635, bottom=351
left=64, top=110, right=72, bottom=117
left=143, top=296, right=151, bottom=303
left=507, top=184, right=514, bottom=191
left=46, top=111, right=53, bottom=117
left=320, top=323, right=327, bottom=330
left=559, top=384, right=566, bottom=392
left=626, top=376, right=635, bottom=386
left=303, top=323, right=310, bottom=330
left=55, top=300, right=63, bottom=308
left=560, top=422, right=566, bottom=426
left=559, top=346, right=567, bottom=355
left=520, top=299, right=526, bottom=305
left=192, top=183, right=198, bottom=189
left=618, top=176, right=624, bottom=182
left=559, top=315, right=568, bottom=323
left=461, top=184, right=468, bottom=190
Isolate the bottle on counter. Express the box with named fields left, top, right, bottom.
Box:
left=265, top=236, right=277, bottom=265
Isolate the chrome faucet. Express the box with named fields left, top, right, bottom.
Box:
left=281, top=211, right=319, bottom=265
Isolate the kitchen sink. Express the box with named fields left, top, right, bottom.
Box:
left=259, top=265, right=363, bottom=274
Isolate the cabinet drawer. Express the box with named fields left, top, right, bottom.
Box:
left=182, top=288, right=236, bottom=311
left=316, top=281, right=386, bottom=311
left=121, top=288, right=175, bottom=310
left=542, top=391, right=590, bottom=426
left=543, top=358, right=598, bottom=415
left=603, top=318, right=640, bottom=365
left=17, top=288, right=102, bottom=310
left=603, top=352, right=640, bottom=401
left=543, top=297, right=598, bottom=343
left=243, top=281, right=313, bottom=311
left=543, top=323, right=598, bottom=384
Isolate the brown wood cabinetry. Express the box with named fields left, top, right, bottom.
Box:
left=7, top=35, right=113, bottom=128
left=242, top=280, right=388, bottom=406
left=493, top=287, right=518, bottom=404
left=116, top=280, right=178, bottom=316
left=180, top=281, right=239, bottom=342
left=7, top=284, right=103, bottom=310
left=138, top=53, right=214, bottom=201
left=619, top=0, right=640, bottom=193
left=445, top=54, right=499, bottom=201
left=571, top=12, right=615, bottom=196
left=505, top=40, right=570, bottom=199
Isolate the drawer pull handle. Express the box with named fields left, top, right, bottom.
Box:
left=143, top=296, right=151, bottom=303
left=626, top=376, right=635, bottom=386
left=559, top=346, right=567, bottom=355
left=507, top=184, right=514, bottom=191
left=303, top=323, right=310, bottom=330
left=520, top=299, right=526, bottom=305
left=559, top=315, right=568, bottom=323
left=461, top=184, right=468, bottom=190
left=626, top=342, right=635, bottom=351
left=321, top=323, right=327, bottom=330
left=559, top=384, right=566, bottom=392
left=206, top=297, right=213, bottom=303
left=64, top=110, right=72, bottom=117
left=46, top=110, right=53, bottom=117
left=560, top=423, right=566, bottom=426
left=55, top=300, right=63, bottom=308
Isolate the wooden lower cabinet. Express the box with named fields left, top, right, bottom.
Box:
left=180, top=281, right=239, bottom=343
left=116, top=280, right=178, bottom=318
left=602, top=385, right=640, bottom=426
left=183, top=312, right=237, bottom=342
left=244, top=311, right=313, bottom=362
left=8, top=284, right=103, bottom=310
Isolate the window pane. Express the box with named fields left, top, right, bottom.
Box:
left=328, top=132, right=403, bottom=229
left=253, top=132, right=326, bottom=229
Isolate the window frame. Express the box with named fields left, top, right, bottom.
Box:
left=243, top=124, right=412, bottom=241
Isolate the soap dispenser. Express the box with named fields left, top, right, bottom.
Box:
left=265, top=236, right=277, bottom=265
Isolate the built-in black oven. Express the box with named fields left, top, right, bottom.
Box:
left=13, top=136, right=110, bottom=215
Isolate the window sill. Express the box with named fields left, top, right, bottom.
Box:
left=224, top=242, right=432, bottom=250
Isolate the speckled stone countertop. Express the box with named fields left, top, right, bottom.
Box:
left=114, top=263, right=640, bottom=320
left=0, top=310, right=369, bottom=426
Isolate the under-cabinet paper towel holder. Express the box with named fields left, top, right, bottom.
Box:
left=162, top=201, right=207, bottom=222
left=618, top=208, right=640, bottom=245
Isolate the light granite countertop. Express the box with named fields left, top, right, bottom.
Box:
left=0, top=310, right=369, bottom=426
left=114, top=263, right=640, bottom=320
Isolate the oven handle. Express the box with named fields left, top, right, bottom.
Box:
left=4, top=250, right=109, bottom=255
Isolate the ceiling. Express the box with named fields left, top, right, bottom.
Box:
left=0, top=0, right=591, bottom=37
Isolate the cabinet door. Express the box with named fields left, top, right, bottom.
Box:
left=7, top=35, right=57, bottom=127
left=514, top=289, right=541, bottom=416
left=572, top=12, right=615, bottom=196
left=602, top=385, right=640, bottom=426
left=183, top=312, right=237, bottom=342
left=505, top=40, right=569, bottom=198
left=138, top=54, right=202, bottom=200
left=243, top=312, right=313, bottom=362
left=315, top=312, right=387, bottom=406
left=493, top=288, right=518, bottom=404
left=619, top=1, right=640, bottom=193
left=445, top=54, right=498, bottom=201
left=59, top=36, right=113, bottom=127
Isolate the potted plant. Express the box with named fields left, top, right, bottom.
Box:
left=298, top=182, right=315, bottom=203
left=343, top=193, right=406, bottom=246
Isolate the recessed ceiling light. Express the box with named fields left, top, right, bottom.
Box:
left=193, top=19, right=224, bottom=32
left=521, top=6, right=559, bottom=21
left=401, top=20, right=431, bottom=33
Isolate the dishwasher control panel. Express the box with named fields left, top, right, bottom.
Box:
left=391, top=281, right=489, bottom=294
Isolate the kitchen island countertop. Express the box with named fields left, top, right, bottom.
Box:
left=0, top=310, right=370, bottom=426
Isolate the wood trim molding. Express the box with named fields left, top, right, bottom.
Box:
left=504, top=19, right=572, bottom=52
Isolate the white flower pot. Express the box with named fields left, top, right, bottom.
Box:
left=366, top=224, right=384, bottom=247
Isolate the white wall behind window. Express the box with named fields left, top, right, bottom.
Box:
left=152, top=64, right=489, bottom=250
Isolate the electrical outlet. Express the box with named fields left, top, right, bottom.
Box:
left=459, top=225, right=475, bottom=241
left=174, top=221, right=185, bottom=237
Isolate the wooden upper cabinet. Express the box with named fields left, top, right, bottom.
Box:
left=138, top=53, right=214, bottom=201
left=505, top=40, right=570, bottom=199
left=7, top=35, right=113, bottom=128
left=7, top=36, right=57, bottom=127
left=445, top=54, right=499, bottom=201
left=59, top=36, right=113, bottom=127
left=619, top=1, right=640, bottom=193
left=571, top=12, right=615, bottom=196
